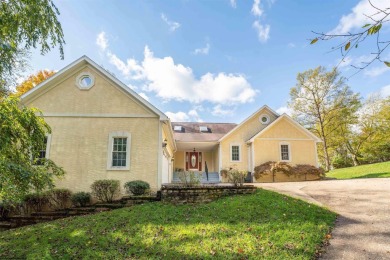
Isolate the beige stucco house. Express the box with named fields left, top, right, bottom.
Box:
left=21, top=56, right=321, bottom=193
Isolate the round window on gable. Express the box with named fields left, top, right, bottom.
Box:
left=80, top=76, right=92, bottom=87
left=76, top=72, right=95, bottom=90
left=259, top=114, right=270, bottom=124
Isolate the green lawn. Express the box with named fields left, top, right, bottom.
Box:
left=0, top=189, right=336, bottom=259
left=327, top=161, right=390, bottom=179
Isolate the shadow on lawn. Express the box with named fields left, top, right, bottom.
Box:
left=352, top=172, right=390, bottom=179
left=0, top=191, right=336, bottom=259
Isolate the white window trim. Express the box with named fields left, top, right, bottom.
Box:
left=279, top=142, right=291, bottom=162
left=75, top=72, right=95, bottom=90
left=107, top=131, right=131, bottom=170
left=230, top=143, right=241, bottom=162
left=45, top=134, right=52, bottom=159
left=32, top=134, right=52, bottom=164
left=259, top=114, right=270, bottom=125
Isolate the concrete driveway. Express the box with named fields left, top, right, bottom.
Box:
left=254, top=178, right=390, bottom=260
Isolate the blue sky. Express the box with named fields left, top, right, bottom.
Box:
left=29, top=0, right=390, bottom=123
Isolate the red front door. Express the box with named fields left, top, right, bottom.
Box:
left=186, top=152, right=202, bottom=171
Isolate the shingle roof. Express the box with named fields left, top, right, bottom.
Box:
left=171, top=122, right=237, bottom=142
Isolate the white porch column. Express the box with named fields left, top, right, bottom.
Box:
left=251, top=141, right=255, bottom=172
left=218, top=143, right=222, bottom=182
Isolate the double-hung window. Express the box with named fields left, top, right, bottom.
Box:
left=107, top=132, right=131, bottom=170
left=230, top=144, right=241, bottom=162
left=280, top=144, right=290, bottom=161
left=35, top=135, right=51, bottom=165
left=112, top=137, right=127, bottom=167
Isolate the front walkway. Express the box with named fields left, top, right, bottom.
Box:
left=253, top=178, right=390, bottom=260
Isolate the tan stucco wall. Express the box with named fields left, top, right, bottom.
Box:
left=162, top=127, right=174, bottom=158
left=213, top=146, right=219, bottom=173
left=45, top=117, right=160, bottom=192
left=257, top=118, right=311, bottom=139
left=173, top=151, right=185, bottom=171
left=203, top=151, right=214, bottom=172
left=23, top=65, right=162, bottom=193
left=27, top=65, right=153, bottom=116
left=220, top=108, right=277, bottom=171
left=253, top=139, right=317, bottom=168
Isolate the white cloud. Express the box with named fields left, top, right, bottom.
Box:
left=287, top=42, right=296, bottom=48
left=253, top=20, right=270, bottom=42
left=96, top=31, right=108, bottom=51
left=364, top=66, right=389, bottom=77
left=161, top=13, right=181, bottom=32
left=276, top=106, right=292, bottom=116
left=230, top=0, right=237, bottom=8
left=106, top=52, right=145, bottom=80
left=212, top=105, right=236, bottom=117
left=95, top=33, right=257, bottom=105
left=165, top=111, right=190, bottom=122
left=139, top=92, right=149, bottom=101
left=166, top=109, right=203, bottom=122
left=251, top=0, right=263, bottom=17
left=140, top=46, right=257, bottom=103
left=379, top=85, right=390, bottom=97
left=330, top=0, right=389, bottom=34
left=193, top=43, right=210, bottom=55
left=188, top=109, right=203, bottom=122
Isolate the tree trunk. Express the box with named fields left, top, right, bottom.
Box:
left=352, top=155, right=360, bottom=166
left=322, top=139, right=331, bottom=172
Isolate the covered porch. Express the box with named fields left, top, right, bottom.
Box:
left=172, top=141, right=220, bottom=184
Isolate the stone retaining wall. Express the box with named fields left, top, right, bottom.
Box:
left=161, top=185, right=257, bottom=204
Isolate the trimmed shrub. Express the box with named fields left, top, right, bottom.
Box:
left=254, top=161, right=324, bottom=181
left=91, top=180, right=120, bottom=202
left=71, top=192, right=91, bottom=207
left=220, top=169, right=228, bottom=179
left=177, top=171, right=200, bottom=187
left=23, top=193, right=50, bottom=213
left=253, top=161, right=275, bottom=179
left=220, top=167, right=246, bottom=186
left=293, top=164, right=325, bottom=179
left=124, top=181, right=150, bottom=196
left=47, top=189, right=72, bottom=210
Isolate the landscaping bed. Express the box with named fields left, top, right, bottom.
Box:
left=0, top=189, right=336, bottom=259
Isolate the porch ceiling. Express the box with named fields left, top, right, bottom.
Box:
left=176, top=141, right=218, bottom=151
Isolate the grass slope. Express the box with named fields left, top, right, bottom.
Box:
left=327, top=161, right=390, bottom=179
left=0, top=189, right=336, bottom=259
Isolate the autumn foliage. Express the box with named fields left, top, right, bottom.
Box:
left=14, top=70, right=55, bottom=97
left=253, top=161, right=324, bottom=181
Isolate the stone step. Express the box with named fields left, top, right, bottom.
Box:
left=68, top=207, right=97, bottom=213
left=121, top=196, right=159, bottom=202
left=31, top=211, right=69, bottom=217
left=9, top=215, right=65, bottom=222
left=93, top=204, right=124, bottom=209
left=0, top=221, right=13, bottom=229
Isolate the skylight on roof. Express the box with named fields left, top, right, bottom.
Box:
left=199, top=126, right=209, bottom=132
left=174, top=125, right=183, bottom=132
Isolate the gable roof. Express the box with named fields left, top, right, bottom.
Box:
left=172, top=122, right=237, bottom=142
left=218, top=105, right=279, bottom=142
left=20, top=55, right=168, bottom=120
left=247, top=113, right=322, bottom=142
